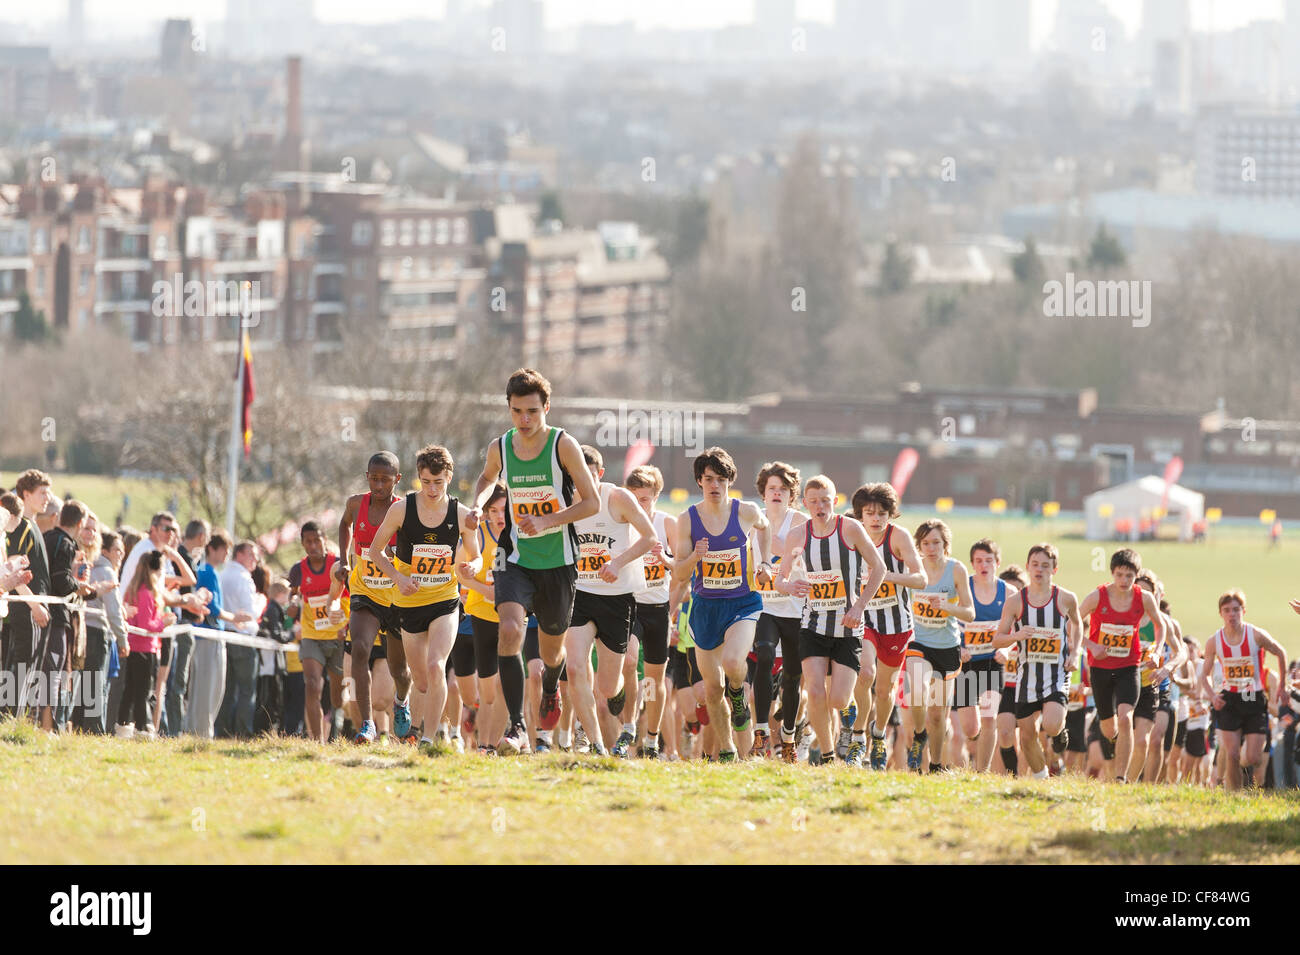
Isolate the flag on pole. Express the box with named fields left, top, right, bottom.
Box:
left=237, top=326, right=254, bottom=458
left=890, top=447, right=919, bottom=498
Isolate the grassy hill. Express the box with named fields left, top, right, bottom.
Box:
left=1, top=724, right=1296, bottom=865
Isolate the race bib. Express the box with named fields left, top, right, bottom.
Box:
left=864, top=580, right=899, bottom=611
left=963, top=619, right=997, bottom=653
left=642, top=552, right=667, bottom=586
left=357, top=557, right=392, bottom=591
left=1223, top=660, right=1255, bottom=692
left=1002, top=648, right=1019, bottom=679
left=807, top=570, right=848, bottom=613
left=1187, top=702, right=1210, bottom=729
left=305, top=593, right=340, bottom=630
left=409, top=544, right=453, bottom=588
left=1067, top=683, right=1087, bottom=711
left=578, top=543, right=613, bottom=583
left=510, top=486, right=562, bottom=537
left=1022, top=626, right=1063, bottom=665
left=1098, top=623, right=1134, bottom=658
left=701, top=549, right=742, bottom=590
left=912, top=591, right=951, bottom=626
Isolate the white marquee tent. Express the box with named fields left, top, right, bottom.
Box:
left=1083, top=475, right=1205, bottom=542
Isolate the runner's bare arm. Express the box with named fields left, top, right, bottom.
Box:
left=991, top=592, right=1023, bottom=649
left=1062, top=589, right=1083, bottom=658
left=949, top=561, right=976, bottom=623
left=671, top=512, right=704, bottom=584
left=1253, top=628, right=1290, bottom=703
left=470, top=441, right=504, bottom=516
left=454, top=540, right=491, bottom=601
left=336, top=494, right=360, bottom=581
left=458, top=508, right=480, bottom=564
left=774, top=528, right=808, bottom=598
left=742, top=502, right=773, bottom=582
left=367, top=499, right=411, bottom=595
left=1198, top=639, right=1219, bottom=701
left=607, top=488, right=657, bottom=577
left=891, top=532, right=929, bottom=591
left=846, top=519, right=886, bottom=625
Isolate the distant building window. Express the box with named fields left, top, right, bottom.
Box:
left=435, top=218, right=449, bottom=245
left=121, top=271, right=137, bottom=297
left=381, top=220, right=396, bottom=247
left=0, top=271, right=12, bottom=294
left=418, top=219, right=432, bottom=245
left=294, top=272, right=305, bottom=300
left=32, top=228, right=48, bottom=254
left=154, top=233, right=167, bottom=257
left=452, top=217, right=468, bottom=244
left=34, top=266, right=45, bottom=296
left=399, top=219, right=414, bottom=246
left=353, top=293, right=367, bottom=316
left=78, top=308, right=89, bottom=328
left=122, top=235, right=136, bottom=255
left=77, top=226, right=92, bottom=253
left=352, top=258, right=366, bottom=280
left=78, top=266, right=91, bottom=296
left=352, top=221, right=373, bottom=246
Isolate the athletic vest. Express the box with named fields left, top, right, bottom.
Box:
left=575, top=483, right=644, bottom=596
left=799, top=516, right=864, bottom=639
left=636, top=509, right=673, bottom=605
left=299, top=553, right=345, bottom=639
left=349, top=493, right=399, bottom=604
left=1216, top=625, right=1265, bottom=696
left=392, top=492, right=460, bottom=607
left=963, top=577, right=1006, bottom=660
left=911, top=558, right=960, bottom=649
left=497, top=426, right=577, bottom=570
left=1016, top=585, right=1071, bottom=703
left=1087, top=584, right=1145, bottom=670
left=689, top=499, right=751, bottom=600
left=754, top=508, right=801, bottom=619
left=465, top=523, right=500, bottom=623
left=863, top=524, right=912, bottom=634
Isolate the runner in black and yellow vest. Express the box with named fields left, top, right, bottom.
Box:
left=331, top=452, right=412, bottom=744
left=369, top=445, right=479, bottom=750
left=468, top=369, right=601, bottom=756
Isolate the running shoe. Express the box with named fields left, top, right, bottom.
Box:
left=393, top=698, right=411, bottom=738
left=418, top=737, right=438, bottom=755
left=840, top=702, right=857, bottom=729
left=534, top=737, right=552, bottom=754
left=642, top=742, right=660, bottom=760
left=538, top=689, right=561, bottom=730
left=869, top=736, right=888, bottom=770
left=591, top=742, right=609, bottom=757
left=612, top=730, right=635, bottom=758
left=780, top=740, right=797, bottom=764
left=820, top=750, right=836, bottom=766
left=574, top=725, right=591, bottom=754
left=836, top=726, right=852, bottom=759
left=397, top=732, right=420, bottom=746
left=844, top=739, right=865, bottom=767
left=478, top=743, right=496, bottom=757
left=353, top=720, right=378, bottom=744
left=718, top=749, right=737, bottom=763
left=496, top=721, right=531, bottom=757
left=907, top=734, right=926, bottom=773
left=451, top=735, right=465, bottom=754
left=725, top=683, right=751, bottom=732
left=809, top=747, right=821, bottom=765
left=751, top=728, right=770, bottom=758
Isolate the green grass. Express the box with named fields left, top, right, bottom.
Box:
left=1, top=728, right=1297, bottom=864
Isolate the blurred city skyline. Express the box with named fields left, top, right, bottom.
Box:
left=5, top=0, right=1289, bottom=45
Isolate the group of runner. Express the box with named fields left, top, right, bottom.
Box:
left=287, top=368, right=1292, bottom=787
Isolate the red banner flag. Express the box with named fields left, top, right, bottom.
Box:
left=890, top=447, right=919, bottom=498
left=624, top=439, right=654, bottom=478
left=237, top=327, right=255, bottom=458
left=1160, top=456, right=1183, bottom=515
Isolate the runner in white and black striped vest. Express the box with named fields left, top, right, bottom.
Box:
left=849, top=482, right=927, bottom=771
left=992, top=543, right=1082, bottom=779
left=776, top=476, right=885, bottom=766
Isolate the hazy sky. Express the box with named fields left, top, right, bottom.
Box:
left=11, top=0, right=1289, bottom=43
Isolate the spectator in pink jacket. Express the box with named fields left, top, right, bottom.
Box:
left=116, top=550, right=175, bottom=738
